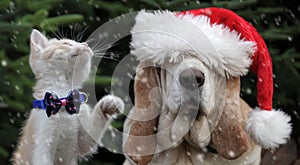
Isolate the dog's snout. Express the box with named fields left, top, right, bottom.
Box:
left=179, top=67, right=205, bottom=89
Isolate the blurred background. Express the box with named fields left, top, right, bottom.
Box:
left=0, top=0, right=299, bottom=164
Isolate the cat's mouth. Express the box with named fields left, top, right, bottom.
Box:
left=71, top=54, right=79, bottom=57
left=71, top=48, right=93, bottom=58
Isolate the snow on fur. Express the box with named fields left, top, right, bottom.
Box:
left=130, top=10, right=257, bottom=77
left=245, top=108, right=292, bottom=149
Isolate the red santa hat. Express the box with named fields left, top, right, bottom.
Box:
left=130, top=8, right=291, bottom=149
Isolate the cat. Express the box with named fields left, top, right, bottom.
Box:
left=12, top=29, right=124, bottom=165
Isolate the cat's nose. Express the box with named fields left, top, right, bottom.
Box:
left=82, top=42, right=89, bottom=47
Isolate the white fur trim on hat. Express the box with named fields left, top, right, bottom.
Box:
left=131, top=10, right=257, bottom=77
left=245, top=108, right=292, bottom=149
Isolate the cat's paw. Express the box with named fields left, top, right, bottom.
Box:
left=98, top=95, right=124, bottom=119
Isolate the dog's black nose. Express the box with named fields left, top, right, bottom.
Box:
left=179, top=67, right=205, bottom=89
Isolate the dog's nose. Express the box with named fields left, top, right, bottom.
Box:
left=179, top=67, right=205, bottom=89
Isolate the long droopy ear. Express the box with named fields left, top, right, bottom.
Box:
left=124, top=60, right=162, bottom=165
left=211, top=77, right=250, bottom=160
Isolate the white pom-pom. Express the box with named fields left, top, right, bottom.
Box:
left=245, top=108, right=292, bottom=149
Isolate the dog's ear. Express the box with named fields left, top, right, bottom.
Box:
left=211, top=77, right=250, bottom=160
left=124, top=60, right=162, bottom=165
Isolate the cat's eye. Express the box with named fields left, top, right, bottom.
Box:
left=63, top=42, right=73, bottom=46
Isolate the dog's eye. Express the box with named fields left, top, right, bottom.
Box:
left=196, top=76, right=205, bottom=87
left=179, top=68, right=205, bottom=89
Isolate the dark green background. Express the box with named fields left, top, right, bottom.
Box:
left=0, top=0, right=299, bottom=164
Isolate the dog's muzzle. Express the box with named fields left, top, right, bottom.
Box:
left=179, top=67, right=205, bottom=89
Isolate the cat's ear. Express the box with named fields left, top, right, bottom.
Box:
left=30, top=29, right=48, bottom=53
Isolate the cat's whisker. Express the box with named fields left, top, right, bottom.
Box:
left=93, top=54, right=120, bottom=62
left=93, top=43, right=119, bottom=53
left=93, top=49, right=119, bottom=59
left=85, top=37, right=95, bottom=42
left=93, top=52, right=106, bottom=56
left=76, top=25, right=89, bottom=42
left=71, top=24, right=76, bottom=41
left=93, top=51, right=116, bottom=57
left=86, top=35, right=120, bottom=61
left=77, top=31, right=84, bottom=42
left=90, top=32, right=119, bottom=50
left=86, top=38, right=100, bottom=50
left=88, top=36, right=109, bottom=50
left=73, top=24, right=79, bottom=41
left=58, top=26, right=67, bottom=39
left=42, top=21, right=62, bottom=40
left=57, top=27, right=63, bottom=39
left=53, top=31, right=62, bottom=40
left=85, top=38, right=97, bottom=45
left=89, top=37, right=118, bottom=52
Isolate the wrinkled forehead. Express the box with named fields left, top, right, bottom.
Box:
left=164, top=56, right=209, bottom=76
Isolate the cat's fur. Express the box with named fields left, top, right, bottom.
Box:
left=12, top=29, right=124, bottom=165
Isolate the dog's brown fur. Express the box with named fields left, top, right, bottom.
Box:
left=211, top=77, right=250, bottom=159
left=124, top=61, right=162, bottom=164
left=124, top=61, right=259, bottom=165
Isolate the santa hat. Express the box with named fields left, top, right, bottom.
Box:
left=130, top=8, right=291, bottom=149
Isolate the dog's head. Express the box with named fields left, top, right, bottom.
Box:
left=123, top=56, right=251, bottom=164
left=164, top=56, right=225, bottom=117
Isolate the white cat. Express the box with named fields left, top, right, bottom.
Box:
left=12, top=29, right=124, bottom=165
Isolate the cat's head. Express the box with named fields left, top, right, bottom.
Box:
left=29, top=29, right=93, bottom=88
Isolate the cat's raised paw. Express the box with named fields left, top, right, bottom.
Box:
left=98, top=95, right=124, bottom=119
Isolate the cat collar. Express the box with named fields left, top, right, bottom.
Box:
left=33, top=89, right=88, bottom=117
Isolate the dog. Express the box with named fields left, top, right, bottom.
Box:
left=122, top=8, right=291, bottom=165
left=123, top=59, right=261, bottom=165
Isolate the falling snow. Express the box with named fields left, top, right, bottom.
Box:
left=246, top=88, right=252, bottom=94
left=111, top=131, right=116, bottom=138
left=196, top=153, right=204, bottom=162
left=1, top=60, right=7, bottom=67
left=10, top=118, right=15, bottom=124
left=186, top=151, right=191, bottom=156
left=228, top=150, right=235, bottom=158
left=136, top=146, right=142, bottom=152
left=288, top=37, right=293, bottom=41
